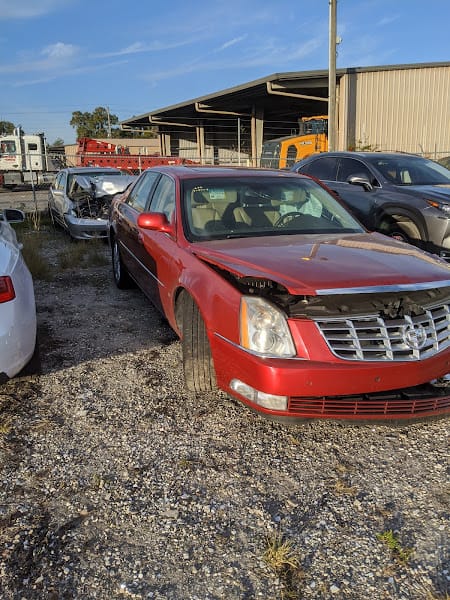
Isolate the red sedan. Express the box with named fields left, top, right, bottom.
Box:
left=109, top=166, right=450, bottom=421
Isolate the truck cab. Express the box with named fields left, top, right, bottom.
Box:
left=260, top=116, right=328, bottom=169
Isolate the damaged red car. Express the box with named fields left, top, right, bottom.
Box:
left=109, top=166, right=450, bottom=421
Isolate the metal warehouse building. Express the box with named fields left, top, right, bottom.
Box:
left=121, top=61, right=450, bottom=165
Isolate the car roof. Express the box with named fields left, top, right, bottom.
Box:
left=62, top=166, right=123, bottom=174
left=302, top=151, right=424, bottom=160
left=142, top=165, right=309, bottom=180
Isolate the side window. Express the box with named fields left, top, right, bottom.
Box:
left=126, top=171, right=160, bottom=212
left=149, top=175, right=176, bottom=221
left=301, top=157, right=337, bottom=181
left=58, top=172, right=67, bottom=191
left=337, top=158, right=376, bottom=185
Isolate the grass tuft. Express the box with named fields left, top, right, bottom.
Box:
left=377, top=529, right=414, bottom=565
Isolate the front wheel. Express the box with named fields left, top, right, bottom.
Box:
left=379, top=216, right=422, bottom=247
left=181, top=295, right=216, bottom=393
left=112, top=238, right=132, bottom=289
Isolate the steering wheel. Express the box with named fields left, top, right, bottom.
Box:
left=274, top=211, right=305, bottom=227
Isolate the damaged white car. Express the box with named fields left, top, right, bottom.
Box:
left=48, top=167, right=136, bottom=239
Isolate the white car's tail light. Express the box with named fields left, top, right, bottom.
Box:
left=0, top=276, right=15, bottom=303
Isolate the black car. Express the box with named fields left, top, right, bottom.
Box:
left=291, top=151, right=450, bottom=259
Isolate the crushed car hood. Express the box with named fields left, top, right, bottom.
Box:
left=70, top=175, right=136, bottom=199
left=192, top=232, right=450, bottom=295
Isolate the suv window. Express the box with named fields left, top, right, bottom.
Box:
left=337, top=158, right=376, bottom=184
left=301, top=156, right=337, bottom=181
left=126, top=171, right=160, bottom=212
left=149, top=175, right=175, bottom=221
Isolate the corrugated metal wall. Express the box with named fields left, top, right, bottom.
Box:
left=339, top=65, right=450, bottom=158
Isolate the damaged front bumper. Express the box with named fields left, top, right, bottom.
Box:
left=64, top=214, right=108, bottom=240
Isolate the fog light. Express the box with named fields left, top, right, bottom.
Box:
left=230, top=379, right=288, bottom=411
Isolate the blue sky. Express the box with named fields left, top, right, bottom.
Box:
left=1, top=0, right=449, bottom=144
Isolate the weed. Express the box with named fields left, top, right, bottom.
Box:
left=17, top=231, right=54, bottom=281
left=263, top=530, right=299, bottom=571
left=377, top=529, right=414, bottom=564
left=334, top=479, right=358, bottom=496
left=263, top=529, right=303, bottom=598
left=0, top=417, right=12, bottom=435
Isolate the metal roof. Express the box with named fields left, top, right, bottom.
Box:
left=121, top=61, right=450, bottom=131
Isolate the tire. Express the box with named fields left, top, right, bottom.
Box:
left=181, top=295, right=216, bottom=393
left=112, top=238, right=132, bottom=289
left=379, top=216, right=422, bottom=246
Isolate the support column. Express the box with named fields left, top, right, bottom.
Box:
left=196, top=124, right=205, bottom=164
left=159, top=132, right=171, bottom=156
left=251, top=107, right=264, bottom=167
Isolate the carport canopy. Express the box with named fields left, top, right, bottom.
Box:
left=120, top=69, right=336, bottom=163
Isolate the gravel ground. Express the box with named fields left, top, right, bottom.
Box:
left=0, top=205, right=449, bottom=599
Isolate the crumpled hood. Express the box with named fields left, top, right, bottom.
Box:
left=192, top=232, right=450, bottom=295
left=70, top=175, right=137, bottom=199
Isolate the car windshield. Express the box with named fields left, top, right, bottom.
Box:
left=370, top=156, right=450, bottom=185
left=182, top=176, right=363, bottom=241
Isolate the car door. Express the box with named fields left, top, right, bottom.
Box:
left=50, top=171, right=68, bottom=224
left=114, top=170, right=161, bottom=288
left=135, top=174, right=178, bottom=312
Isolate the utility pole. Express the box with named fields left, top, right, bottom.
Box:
left=106, top=106, right=112, bottom=138
left=328, top=0, right=337, bottom=151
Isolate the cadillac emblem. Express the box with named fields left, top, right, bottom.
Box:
left=403, top=323, right=427, bottom=350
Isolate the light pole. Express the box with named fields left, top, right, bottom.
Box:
left=328, top=0, right=337, bottom=151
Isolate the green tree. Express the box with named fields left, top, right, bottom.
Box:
left=51, top=137, right=65, bottom=146
left=70, top=107, right=119, bottom=139
left=0, top=121, right=16, bottom=135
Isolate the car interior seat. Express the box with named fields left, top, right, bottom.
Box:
left=233, top=195, right=281, bottom=227
left=190, top=189, right=223, bottom=232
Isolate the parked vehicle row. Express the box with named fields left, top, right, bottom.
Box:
left=5, top=161, right=450, bottom=423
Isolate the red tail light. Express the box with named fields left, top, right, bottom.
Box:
left=0, top=276, right=15, bottom=303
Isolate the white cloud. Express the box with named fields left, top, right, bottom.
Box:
left=216, top=36, right=248, bottom=52
left=377, top=14, right=400, bottom=27
left=41, top=42, right=78, bottom=60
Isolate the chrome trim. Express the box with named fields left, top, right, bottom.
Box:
left=314, top=302, right=450, bottom=362
left=119, top=240, right=165, bottom=287
left=316, top=280, right=450, bottom=296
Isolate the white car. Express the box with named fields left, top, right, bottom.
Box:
left=0, top=209, right=37, bottom=381
left=48, top=167, right=136, bottom=239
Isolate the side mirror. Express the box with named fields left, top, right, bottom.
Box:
left=2, top=208, right=25, bottom=223
left=137, top=212, right=174, bottom=235
left=347, top=174, right=373, bottom=191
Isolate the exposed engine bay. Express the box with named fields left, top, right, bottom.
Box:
left=68, top=174, right=136, bottom=219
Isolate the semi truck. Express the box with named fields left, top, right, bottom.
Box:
left=0, top=128, right=59, bottom=188
left=260, top=115, right=328, bottom=169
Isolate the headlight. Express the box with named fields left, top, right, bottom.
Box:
left=240, top=296, right=296, bottom=357
left=426, top=199, right=450, bottom=214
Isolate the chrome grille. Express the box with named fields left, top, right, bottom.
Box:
left=314, top=303, right=450, bottom=361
